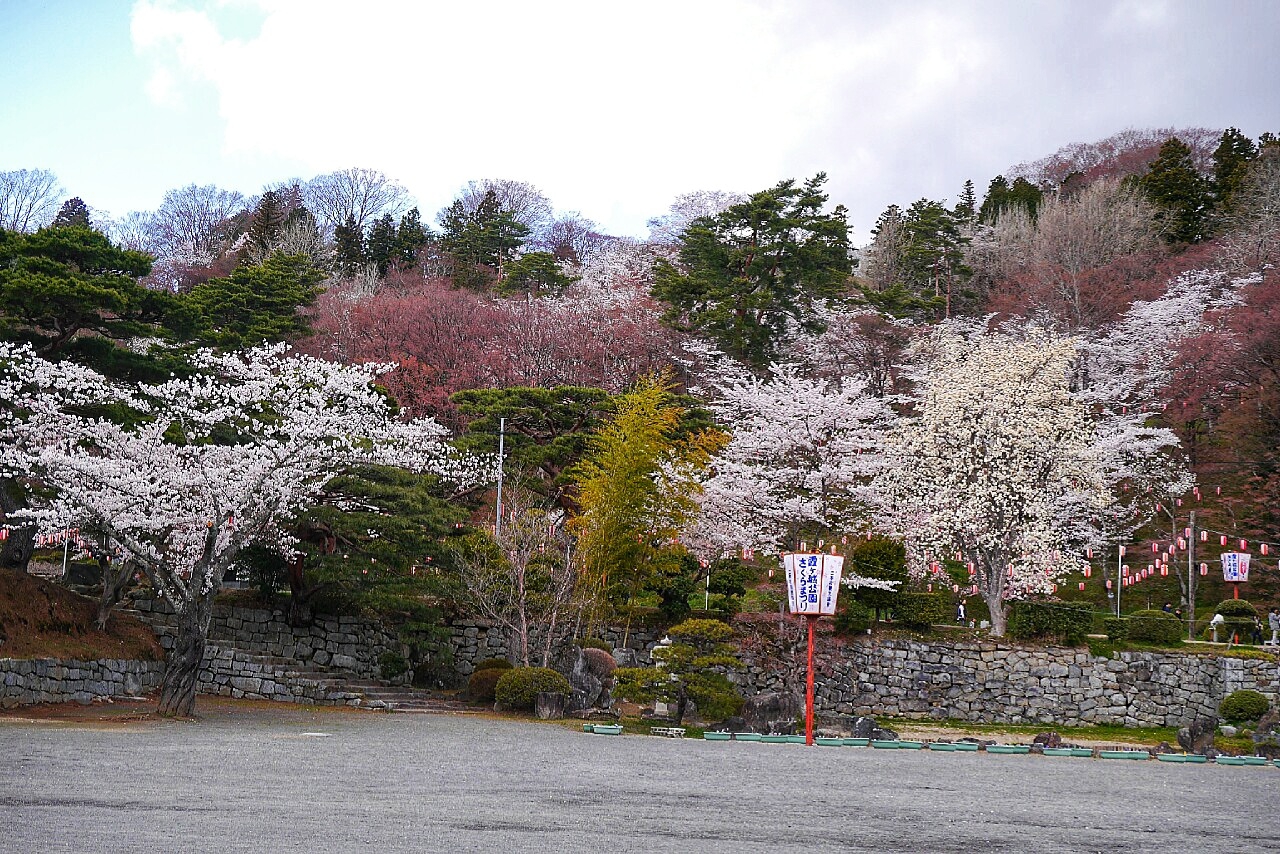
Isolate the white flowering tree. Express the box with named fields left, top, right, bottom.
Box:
left=0, top=342, right=480, bottom=716
left=880, top=324, right=1186, bottom=636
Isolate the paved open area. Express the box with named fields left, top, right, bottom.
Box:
left=2, top=703, right=1278, bottom=853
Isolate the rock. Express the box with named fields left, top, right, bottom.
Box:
left=850, top=715, right=879, bottom=739
left=535, top=691, right=567, bottom=720
left=1033, top=732, right=1062, bottom=748
left=742, top=691, right=802, bottom=734
left=1177, top=716, right=1217, bottom=755
left=563, top=648, right=615, bottom=713
left=721, top=715, right=747, bottom=732
left=1220, top=725, right=1238, bottom=738
left=1251, top=706, right=1280, bottom=759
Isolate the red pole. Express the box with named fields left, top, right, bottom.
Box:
left=805, top=615, right=816, bottom=746
left=1234, top=583, right=1239, bottom=600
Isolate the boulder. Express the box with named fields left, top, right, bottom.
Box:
left=1033, top=732, right=1062, bottom=749
left=535, top=692, right=566, bottom=720
left=563, top=647, right=616, bottom=713
left=1251, top=706, right=1280, bottom=759
left=742, top=691, right=802, bottom=734
left=1177, top=716, right=1217, bottom=755
left=850, top=715, right=899, bottom=741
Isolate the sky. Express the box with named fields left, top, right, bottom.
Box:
left=2, top=0, right=1278, bottom=243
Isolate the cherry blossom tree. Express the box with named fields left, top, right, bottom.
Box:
left=1, top=342, right=481, bottom=716
left=881, top=323, right=1190, bottom=636
left=687, top=358, right=893, bottom=557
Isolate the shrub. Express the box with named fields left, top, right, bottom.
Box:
left=473, top=657, right=513, bottom=672
left=1219, top=689, right=1270, bottom=723
left=581, top=647, right=617, bottom=679
left=575, top=638, right=613, bottom=653
left=834, top=600, right=872, bottom=635
left=893, top=592, right=950, bottom=630
left=1007, top=601, right=1093, bottom=645
left=1126, top=609, right=1183, bottom=645
left=494, top=666, right=572, bottom=712
left=378, top=650, right=409, bottom=680
left=467, top=667, right=505, bottom=702
left=1208, top=599, right=1259, bottom=642
left=1104, top=617, right=1128, bottom=642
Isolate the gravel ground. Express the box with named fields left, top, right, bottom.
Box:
left=2, top=705, right=1277, bottom=853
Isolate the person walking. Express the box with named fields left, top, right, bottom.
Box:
left=956, top=601, right=966, bottom=623
left=1268, top=608, right=1279, bottom=646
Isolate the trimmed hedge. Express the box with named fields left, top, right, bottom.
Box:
left=494, top=666, right=572, bottom=712
left=473, top=657, right=513, bottom=672
left=1104, top=617, right=1128, bottom=642
left=834, top=600, right=872, bottom=635
left=893, top=592, right=950, bottom=630
left=1007, top=601, right=1093, bottom=645
left=1219, top=689, right=1270, bottom=723
left=1126, top=609, right=1183, bottom=644
left=1205, top=599, right=1259, bottom=642
left=467, top=667, right=505, bottom=702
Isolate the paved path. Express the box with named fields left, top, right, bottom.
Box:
left=2, top=707, right=1278, bottom=853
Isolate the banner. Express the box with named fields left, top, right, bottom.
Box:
left=1221, top=552, right=1250, bottom=583
left=783, top=553, right=843, bottom=616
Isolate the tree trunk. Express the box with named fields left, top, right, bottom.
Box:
left=286, top=555, right=313, bottom=627
left=158, top=593, right=213, bottom=717
left=0, top=478, right=34, bottom=574
left=95, top=557, right=136, bottom=631
left=986, top=595, right=1008, bottom=637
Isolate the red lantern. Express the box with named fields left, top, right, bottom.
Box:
left=1147, top=564, right=1154, bottom=573
left=1160, top=566, right=1168, bottom=576
left=1199, top=563, right=1208, bottom=576
left=1119, top=545, right=1126, bottom=556
left=1152, top=543, right=1159, bottom=553
left=1007, top=567, right=1014, bottom=578
left=1262, top=544, right=1269, bottom=556
left=1184, top=528, right=1192, bottom=538
left=952, top=584, right=959, bottom=593
left=1216, top=486, right=1221, bottom=495
left=1051, top=584, right=1058, bottom=593
left=1221, top=535, right=1228, bottom=546
left=1078, top=582, right=1086, bottom=591
left=1177, top=538, right=1185, bottom=550
left=1084, top=566, right=1092, bottom=578
left=927, top=584, right=933, bottom=592
left=970, top=585, right=978, bottom=595
left=1200, top=531, right=1207, bottom=542
left=1086, top=547, right=1093, bottom=559
left=1122, top=564, right=1130, bottom=575
left=1156, top=503, right=1162, bottom=512
left=1240, top=539, right=1248, bottom=550
left=1105, top=579, right=1113, bottom=589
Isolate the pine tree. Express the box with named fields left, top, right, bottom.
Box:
left=954, top=180, right=977, bottom=224
left=1139, top=137, right=1212, bottom=243
left=1211, top=127, right=1258, bottom=218
left=333, top=214, right=366, bottom=277
left=51, top=197, right=92, bottom=229
left=394, top=207, right=431, bottom=268
left=365, top=214, right=398, bottom=277
left=245, top=190, right=285, bottom=261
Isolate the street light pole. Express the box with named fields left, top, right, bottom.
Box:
left=495, top=417, right=505, bottom=537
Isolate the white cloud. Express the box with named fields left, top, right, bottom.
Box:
left=127, top=0, right=1280, bottom=239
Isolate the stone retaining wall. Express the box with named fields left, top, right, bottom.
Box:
left=0, top=658, right=164, bottom=708
left=132, top=598, right=410, bottom=684
left=739, top=636, right=1280, bottom=727
left=195, top=645, right=367, bottom=706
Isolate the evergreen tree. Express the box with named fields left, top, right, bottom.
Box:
left=333, top=214, right=366, bottom=277
left=394, top=207, right=431, bottom=268
left=1211, top=127, right=1259, bottom=218
left=954, top=180, right=977, bottom=224
left=244, top=190, right=285, bottom=262
left=979, top=175, right=1043, bottom=223
left=498, top=251, right=577, bottom=297
left=183, top=253, right=325, bottom=349
left=439, top=190, right=529, bottom=290
left=1139, top=137, right=1212, bottom=243
left=51, top=197, right=91, bottom=229
left=365, top=214, right=398, bottom=277
left=651, top=174, right=852, bottom=369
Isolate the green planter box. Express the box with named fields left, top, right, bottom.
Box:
left=733, top=732, right=762, bottom=742
left=1156, top=754, right=1188, bottom=763
left=590, top=724, right=623, bottom=736
left=1070, top=748, right=1094, bottom=757
left=987, top=745, right=1030, bottom=754
left=871, top=740, right=900, bottom=749
left=1099, top=750, right=1148, bottom=760
left=786, top=735, right=807, bottom=744
left=703, top=731, right=732, bottom=741
left=951, top=742, right=981, bottom=752
left=1241, top=756, right=1268, bottom=766
left=1042, top=747, right=1076, bottom=757
left=761, top=735, right=790, bottom=744
left=927, top=742, right=958, bottom=752
left=1215, top=755, right=1247, bottom=765
left=816, top=737, right=844, bottom=747
left=1184, top=754, right=1208, bottom=763
left=897, top=740, right=924, bottom=750
left=842, top=737, right=869, bottom=747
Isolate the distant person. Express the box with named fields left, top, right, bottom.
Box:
left=1162, top=603, right=1172, bottom=613
left=1269, top=608, right=1279, bottom=646
left=1251, top=616, right=1264, bottom=645
left=1210, top=612, right=1226, bottom=643
left=956, top=602, right=965, bottom=623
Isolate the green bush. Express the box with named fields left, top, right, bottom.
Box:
left=1104, top=617, right=1128, bottom=642
left=893, top=592, right=950, bottom=630
left=467, top=667, right=505, bottom=702
left=1126, top=609, right=1183, bottom=645
left=1207, top=599, right=1259, bottom=642
left=473, top=657, right=513, bottom=672
left=378, top=650, right=409, bottom=680
left=1219, top=689, right=1270, bottom=723
left=1007, top=601, right=1093, bottom=645
left=834, top=600, right=872, bottom=635
left=574, top=638, right=613, bottom=653
left=494, top=666, right=572, bottom=712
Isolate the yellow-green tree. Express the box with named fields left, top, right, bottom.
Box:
left=569, top=373, right=723, bottom=609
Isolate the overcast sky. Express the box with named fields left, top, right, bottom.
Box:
left=2, top=0, right=1277, bottom=243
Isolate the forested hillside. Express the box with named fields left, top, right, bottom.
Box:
left=2, top=125, right=1278, bottom=676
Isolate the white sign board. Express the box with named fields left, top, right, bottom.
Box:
left=1221, top=552, right=1251, bottom=583
left=783, top=553, right=844, bottom=616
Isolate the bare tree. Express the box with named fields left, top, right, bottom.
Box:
left=303, top=167, right=411, bottom=238
left=1219, top=145, right=1280, bottom=273
left=448, top=178, right=553, bottom=240
left=538, top=212, right=610, bottom=266
left=102, top=210, right=158, bottom=254
left=0, top=168, right=64, bottom=232
left=646, top=189, right=745, bottom=245
left=148, top=184, right=247, bottom=265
